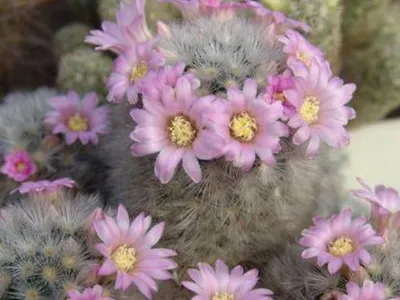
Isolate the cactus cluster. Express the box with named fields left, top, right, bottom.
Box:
left=0, top=192, right=101, bottom=299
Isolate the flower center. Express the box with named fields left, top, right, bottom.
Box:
left=168, top=115, right=197, bottom=147
left=67, top=113, right=89, bottom=132
left=111, top=244, right=137, bottom=273
left=299, top=96, right=320, bottom=123
left=16, top=161, right=27, bottom=172
left=274, top=92, right=286, bottom=102
left=212, top=293, right=235, bottom=300
left=229, top=112, right=258, bottom=142
left=130, top=62, right=148, bottom=82
left=328, top=236, right=355, bottom=256
left=296, top=51, right=311, bottom=67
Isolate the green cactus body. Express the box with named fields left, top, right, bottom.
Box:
left=57, top=48, right=112, bottom=99
left=54, top=23, right=91, bottom=56
left=342, top=3, right=400, bottom=127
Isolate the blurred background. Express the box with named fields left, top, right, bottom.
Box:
left=1, top=0, right=399, bottom=189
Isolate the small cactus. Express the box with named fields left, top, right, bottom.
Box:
left=0, top=192, right=102, bottom=299
left=57, top=48, right=113, bottom=99
left=54, top=23, right=91, bottom=56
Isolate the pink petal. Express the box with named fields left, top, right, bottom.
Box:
left=182, top=151, right=202, bottom=183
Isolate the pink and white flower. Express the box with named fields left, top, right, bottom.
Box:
left=352, top=178, right=400, bottom=235
left=106, top=42, right=165, bottom=104
left=68, top=285, right=113, bottom=300
left=140, top=62, right=200, bottom=102
left=44, top=91, right=110, bottom=145
left=210, top=79, right=288, bottom=171
left=182, top=259, right=274, bottom=300
left=339, top=280, right=386, bottom=300
left=283, top=60, right=356, bottom=157
left=130, top=77, right=224, bottom=183
left=11, top=178, right=76, bottom=195
left=1, top=149, right=37, bottom=182
left=93, top=205, right=177, bottom=298
left=299, top=209, right=384, bottom=274
left=264, top=70, right=296, bottom=120
left=278, top=30, right=324, bottom=77
left=85, top=0, right=152, bottom=54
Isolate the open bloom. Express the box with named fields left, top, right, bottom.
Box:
left=106, top=42, right=165, bottom=104
left=68, top=285, right=114, bottom=300
left=11, top=178, right=76, bottom=195
left=278, top=30, right=324, bottom=76
left=352, top=178, right=400, bottom=235
left=299, top=209, right=384, bottom=274
left=140, top=62, right=200, bottom=102
left=283, top=60, right=356, bottom=157
left=339, top=280, right=386, bottom=300
left=210, top=79, right=288, bottom=171
left=44, top=91, right=110, bottom=145
left=130, top=77, right=224, bottom=183
left=265, top=70, right=296, bottom=120
left=93, top=205, right=177, bottom=298
left=182, top=259, right=274, bottom=300
left=1, top=149, right=37, bottom=182
left=85, top=0, right=152, bottom=54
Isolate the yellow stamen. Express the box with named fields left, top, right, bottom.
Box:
left=296, top=51, right=311, bottom=68
left=328, top=236, right=355, bottom=257
left=111, top=244, right=137, bottom=273
left=67, top=113, right=89, bottom=132
left=299, top=96, right=320, bottom=123
left=130, top=62, right=148, bottom=82
left=212, top=292, right=235, bottom=300
left=168, top=115, right=197, bottom=147
left=16, top=162, right=27, bottom=172
left=229, top=112, right=258, bottom=142
left=274, top=92, right=286, bottom=102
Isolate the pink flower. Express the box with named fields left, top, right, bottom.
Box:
left=44, top=91, right=110, bottom=145
left=264, top=70, right=296, bottom=120
left=248, top=2, right=310, bottom=33
left=278, top=30, right=324, bottom=77
left=283, top=60, right=356, bottom=157
left=1, top=150, right=37, bottom=182
left=85, top=0, right=152, bottom=54
left=140, top=62, right=200, bottom=102
left=339, top=280, right=386, bottom=300
left=130, top=77, right=224, bottom=183
left=106, top=42, right=165, bottom=104
left=182, top=259, right=274, bottom=300
left=11, top=178, right=76, bottom=195
left=93, top=205, right=177, bottom=298
left=299, top=209, right=384, bottom=274
left=210, top=79, right=288, bottom=171
left=68, top=285, right=113, bottom=300
left=352, top=178, right=400, bottom=235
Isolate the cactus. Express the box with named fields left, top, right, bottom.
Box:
left=341, top=1, right=400, bottom=127
left=57, top=48, right=112, bottom=100
left=0, top=192, right=101, bottom=299
left=87, top=4, right=357, bottom=297
left=54, top=23, right=91, bottom=56
left=0, top=88, right=109, bottom=205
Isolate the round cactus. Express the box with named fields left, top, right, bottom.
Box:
left=57, top=48, right=112, bottom=99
